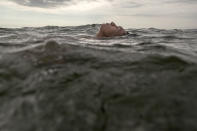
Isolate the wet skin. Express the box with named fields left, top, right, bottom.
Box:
left=96, top=22, right=127, bottom=38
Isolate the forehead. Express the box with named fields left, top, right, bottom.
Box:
left=102, top=23, right=116, bottom=28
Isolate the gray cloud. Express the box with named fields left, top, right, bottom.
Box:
left=164, top=0, right=197, bottom=4
left=113, top=1, right=143, bottom=8
left=9, top=0, right=144, bottom=9
left=8, top=0, right=99, bottom=8
left=8, top=0, right=197, bottom=9
left=123, top=12, right=197, bottom=19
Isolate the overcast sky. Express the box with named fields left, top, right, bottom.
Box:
left=0, top=0, right=197, bottom=28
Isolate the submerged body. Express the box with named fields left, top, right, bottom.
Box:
left=96, top=22, right=127, bottom=38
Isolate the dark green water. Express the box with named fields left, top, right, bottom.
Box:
left=0, top=25, right=197, bottom=131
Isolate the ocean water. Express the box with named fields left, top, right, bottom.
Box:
left=0, top=24, right=197, bottom=131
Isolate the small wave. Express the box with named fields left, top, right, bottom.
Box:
left=147, top=55, right=189, bottom=65
left=113, top=44, right=132, bottom=48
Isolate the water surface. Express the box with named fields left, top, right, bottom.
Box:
left=0, top=25, right=197, bottom=131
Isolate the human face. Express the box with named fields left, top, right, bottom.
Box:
left=100, top=22, right=127, bottom=37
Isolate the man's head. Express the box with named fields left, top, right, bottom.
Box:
left=96, top=22, right=127, bottom=38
